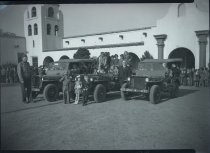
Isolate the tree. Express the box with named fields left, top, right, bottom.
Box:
left=140, top=51, right=153, bottom=61
left=126, top=52, right=140, bottom=71
left=73, top=48, right=90, bottom=59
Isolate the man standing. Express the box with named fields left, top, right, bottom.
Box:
left=171, top=64, right=181, bottom=85
left=118, top=60, right=132, bottom=86
left=17, top=54, right=32, bottom=103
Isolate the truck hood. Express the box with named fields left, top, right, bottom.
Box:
left=45, top=70, right=66, bottom=77
left=42, top=74, right=62, bottom=81
left=135, top=70, right=166, bottom=78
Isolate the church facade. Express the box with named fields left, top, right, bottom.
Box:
left=24, top=2, right=209, bottom=69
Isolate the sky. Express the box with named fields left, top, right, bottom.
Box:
left=0, top=1, right=208, bottom=37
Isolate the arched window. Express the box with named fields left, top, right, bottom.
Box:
left=31, top=7, right=36, bottom=17
left=28, top=25, right=32, bottom=36
left=178, top=3, right=186, bottom=17
left=99, top=37, right=103, bottom=42
left=119, top=35, right=124, bottom=40
left=48, top=7, right=54, bottom=17
left=34, top=24, right=38, bottom=35
left=81, top=39, right=85, bottom=43
left=54, top=25, right=59, bottom=36
left=47, top=24, right=51, bottom=35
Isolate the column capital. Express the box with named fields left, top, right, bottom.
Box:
left=154, top=34, right=167, bottom=40
left=195, top=30, right=209, bottom=43
left=154, top=34, right=167, bottom=45
left=154, top=34, right=167, bottom=59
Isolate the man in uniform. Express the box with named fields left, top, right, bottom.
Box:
left=17, top=54, right=32, bottom=103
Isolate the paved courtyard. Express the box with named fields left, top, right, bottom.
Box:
left=1, top=84, right=210, bottom=152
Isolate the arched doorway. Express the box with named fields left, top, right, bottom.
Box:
left=43, top=56, right=54, bottom=67
left=60, top=55, right=69, bottom=60
left=168, top=47, right=195, bottom=68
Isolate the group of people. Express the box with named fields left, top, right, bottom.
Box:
left=179, top=67, right=209, bottom=87
left=59, top=70, right=90, bottom=106
left=11, top=52, right=210, bottom=105
left=60, top=51, right=133, bottom=106
left=0, top=63, right=19, bottom=83
left=97, top=51, right=132, bottom=75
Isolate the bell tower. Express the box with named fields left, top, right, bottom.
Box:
left=24, top=4, right=64, bottom=66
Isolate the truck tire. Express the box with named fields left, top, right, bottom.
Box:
left=149, top=85, right=161, bottom=104
left=94, top=84, right=106, bottom=103
left=44, top=84, right=58, bottom=102
left=121, top=83, right=129, bottom=100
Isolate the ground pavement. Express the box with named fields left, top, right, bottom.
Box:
left=1, top=84, right=210, bottom=152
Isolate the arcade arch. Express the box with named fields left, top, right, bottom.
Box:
left=43, top=56, right=54, bottom=67
left=168, top=47, right=195, bottom=68
left=59, top=55, right=70, bottom=60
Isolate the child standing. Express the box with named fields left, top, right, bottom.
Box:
left=74, top=75, right=82, bottom=104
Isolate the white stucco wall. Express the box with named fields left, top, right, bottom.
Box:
left=62, top=28, right=151, bottom=49
left=154, top=3, right=209, bottom=68
left=24, top=2, right=209, bottom=67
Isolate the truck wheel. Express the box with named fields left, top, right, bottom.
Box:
left=121, top=83, right=129, bottom=100
left=149, top=85, right=161, bottom=104
left=44, top=84, right=58, bottom=102
left=94, top=84, right=106, bottom=103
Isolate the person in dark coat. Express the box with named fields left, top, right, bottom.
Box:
left=118, top=60, right=132, bottom=86
left=171, top=64, right=181, bottom=85
left=82, top=75, right=90, bottom=106
left=17, top=54, right=32, bottom=103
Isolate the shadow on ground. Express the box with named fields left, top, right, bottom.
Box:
left=178, top=88, right=199, bottom=98
left=1, top=99, right=62, bottom=114
left=120, top=88, right=199, bottom=104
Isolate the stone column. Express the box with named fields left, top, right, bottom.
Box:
left=195, top=30, right=209, bottom=68
left=154, top=34, right=167, bottom=59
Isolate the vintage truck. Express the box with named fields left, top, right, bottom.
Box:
left=31, top=58, right=120, bottom=102
left=120, top=58, right=182, bottom=104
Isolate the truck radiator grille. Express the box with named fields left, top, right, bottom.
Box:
left=131, top=76, right=146, bottom=89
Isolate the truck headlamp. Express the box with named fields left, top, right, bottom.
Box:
left=145, top=78, right=149, bottom=82
left=127, top=77, right=131, bottom=81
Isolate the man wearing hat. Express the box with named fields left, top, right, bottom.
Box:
left=17, top=54, right=32, bottom=103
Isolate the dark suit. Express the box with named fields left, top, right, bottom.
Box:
left=118, top=66, right=132, bottom=86
left=17, top=61, right=32, bottom=102
left=82, top=80, right=90, bottom=106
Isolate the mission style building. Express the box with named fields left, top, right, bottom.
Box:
left=24, top=2, right=209, bottom=69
